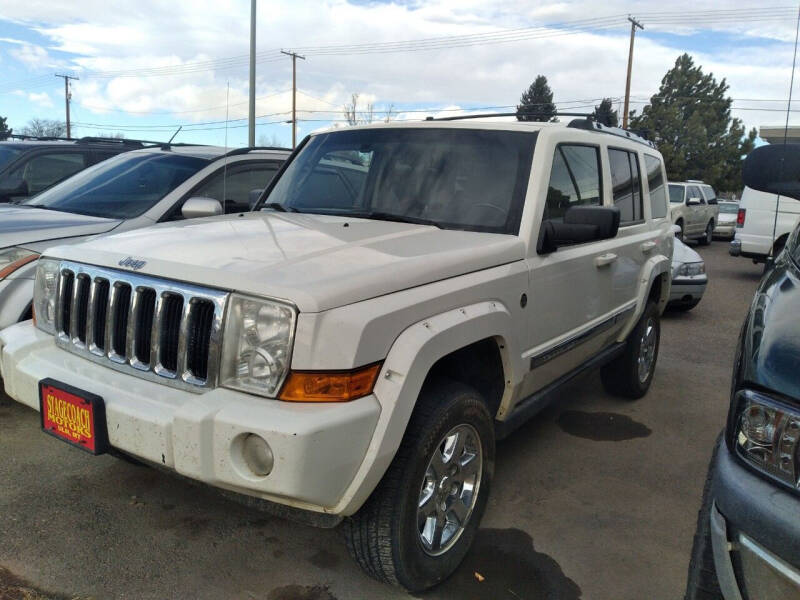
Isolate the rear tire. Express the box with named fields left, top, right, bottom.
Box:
left=601, top=300, right=660, bottom=399
left=343, top=379, right=495, bottom=592
left=684, top=434, right=724, bottom=600
left=699, top=222, right=713, bottom=246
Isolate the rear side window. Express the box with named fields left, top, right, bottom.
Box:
left=669, top=185, right=685, bottom=203
left=644, top=155, right=667, bottom=219
left=543, top=144, right=602, bottom=221
left=608, top=148, right=643, bottom=224
left=12, top=151, right=87, bottom=195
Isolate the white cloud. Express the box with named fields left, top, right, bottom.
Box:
left=8, top=42, right=58, bottom=69
left=2, top=0, right=798, bottom=134
left=28, top=91, right=54, bottom=108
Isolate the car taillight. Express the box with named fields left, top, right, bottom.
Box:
left=737, top=208, right=746, bottom=227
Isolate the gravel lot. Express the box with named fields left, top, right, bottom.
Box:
left=0, top=241, right=763, bottom=600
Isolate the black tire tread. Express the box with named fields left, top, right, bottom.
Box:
left=342, top=379, right=492, bottom=590
left=684, top=432, right=724, bottom=600
left=601, top=300, right=660, bottom=399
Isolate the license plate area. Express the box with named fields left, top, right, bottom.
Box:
left=39, top=378, right=109, bottom=455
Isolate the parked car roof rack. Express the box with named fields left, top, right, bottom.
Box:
left=425, top=111, right=592, bottom=122
left=221, top=146, right=292, bottom=158
left=566, top=118, right=655, bottom=148
left=2, top=134, right=168, bottom=147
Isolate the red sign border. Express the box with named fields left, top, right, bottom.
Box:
left=38, top=378, right=109, bottom=455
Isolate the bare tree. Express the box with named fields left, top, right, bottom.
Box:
left=96, top=131, right=126, bottom=139
left=383, top=103, right=396, bottom=123
left=20, top=118, right=67, bottom=138
left=257, top=132, right=285, bottom=147
left=343, top=93, right=375, bottom=126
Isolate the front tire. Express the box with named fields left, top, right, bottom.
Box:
left=699, top=222, right=713, bottom=246
left=601, top=300, right=661, bottom=399
left=343, top=379, right=495, bottom=592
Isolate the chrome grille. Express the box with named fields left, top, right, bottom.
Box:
left=55, top=261, right=228, bottom=392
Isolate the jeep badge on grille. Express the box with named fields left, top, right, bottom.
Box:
left=118, top=257, right=146, bottom=271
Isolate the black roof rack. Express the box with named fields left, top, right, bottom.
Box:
left=566, top=118, right=655, bottom=148
left=425, top=111, right=592, bottom=122
left=2, top=134, right=167, bottom=147
left=221, top=146, right=292, bottom=158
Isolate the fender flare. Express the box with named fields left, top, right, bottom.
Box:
left=332, top=300, right=520, bottom=515
left=618, top=254, right=671, bottom=341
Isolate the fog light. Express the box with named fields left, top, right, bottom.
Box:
left=242, top=434, right=274, bottom=476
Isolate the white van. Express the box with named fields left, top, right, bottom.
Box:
left=729, top=186, right=800, bottom=262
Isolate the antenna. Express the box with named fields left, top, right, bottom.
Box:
left=771, top=3, right=800, bottom=257
left=168, top=126, right=182, bottom=144
left=223, top=81, right=230, bottom=210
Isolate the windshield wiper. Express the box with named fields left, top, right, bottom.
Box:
left=261, top=202, right=296, bottom=212
left=351, top=211, right=442, bottom=229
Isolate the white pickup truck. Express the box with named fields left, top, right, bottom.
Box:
left=0, top=118, right=673, bottom=590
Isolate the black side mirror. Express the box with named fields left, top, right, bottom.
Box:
left=538, top=205, right=621, bottom=254
left=743, top=144, right=800, bottom=200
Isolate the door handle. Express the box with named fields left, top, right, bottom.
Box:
left=641, top=241, right=657, bottom=253
left=594, top=253, right=618, bottom=267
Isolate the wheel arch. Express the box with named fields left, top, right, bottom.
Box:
left=617, top=256, right=671, bottom=342
left=333, top=300, right=522, bottom=515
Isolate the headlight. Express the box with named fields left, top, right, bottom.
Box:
left=735, top=390, right=800, bottom=488
left=33, top=258, right=61, bottom=335
left=0, top=247, right=39, bottom=280
left=219, top=294, right=296, bottom=398
left=675, top=262, right=705, bottom=277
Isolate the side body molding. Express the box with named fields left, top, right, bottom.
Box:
left=333, top=300, right=522, bottom=515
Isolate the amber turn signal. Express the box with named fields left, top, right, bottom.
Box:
left=0, top=253, right=38, bottom=280
left=279, top=363, right=382, bottom=402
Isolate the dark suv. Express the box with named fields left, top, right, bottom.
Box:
left=685, top=143, right=800, bottom=600
left=0, top=136, right=156, bottom=203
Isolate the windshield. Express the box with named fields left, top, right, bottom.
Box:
left=719, top=202, right=739, bottom=214
left=262, top=127, right=536, bottom=234
left=669, top=184, right=685, bottom=203
left=25, top=152, right=209, bottom=219
left=0, top=146, right=22, bottom=171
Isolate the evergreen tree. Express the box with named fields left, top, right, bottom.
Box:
left=592, top=98, right=618, bottom=127
left=517, top=75, right=557, bottom=122
left=629, top=53, right=756, bottom=193
left=0, top=115, right=11, bottom=140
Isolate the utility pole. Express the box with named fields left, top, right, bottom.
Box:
left=248, top=0, right=256, bottom=147
left=55, top=73, right=79, bottom=138
left=281, top=49, right=305, bottom=148
left=622, top=16, right=644, bottom=130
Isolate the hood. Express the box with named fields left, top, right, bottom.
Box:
left=45, top=211, right=526, bottom=312
left=0, top=205, right=121, bottom=249
left=671, top=237, right=702, bottom=267
left=740, top=257, right=800, bottom=400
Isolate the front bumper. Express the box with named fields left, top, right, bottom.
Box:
left=668, top=274, right=707, bottom=306
left=710, top=439, right=800, bottom=599
left=0, top=322, right=381, bottom=514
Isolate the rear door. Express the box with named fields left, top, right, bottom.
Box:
left=686, top=184, right=704, bottom=234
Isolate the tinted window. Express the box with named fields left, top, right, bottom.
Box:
left=609, top=148, right=643, bottom=223
left=688, top=185, right=704, bottom=203
left=669, top=184, right=685, bottom=203
left=543, top=145, right=601, bottom=221
left=192, top=161, right=281, bottom=214
left=26, top=152, right=209, bottom=219
left=264, top=128, right=536, bottom=234
left=12, top=152, right=87, bottom=195
left=0, top=146, right=22, bottom=171
left=644, top=155, right=667, bottom=219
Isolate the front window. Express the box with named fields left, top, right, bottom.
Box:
left=25, top=152, right=209, bottom=219
left=543, top=144, right=601, bottom=222
left=262, top=128, right=536, bottom=234
left=669, top=184, right=685, bottom=203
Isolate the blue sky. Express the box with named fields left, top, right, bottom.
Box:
left=1, top=1, right=798, bottom=147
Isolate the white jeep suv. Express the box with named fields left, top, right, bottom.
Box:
left=0, top=118, right=673, bottom=591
